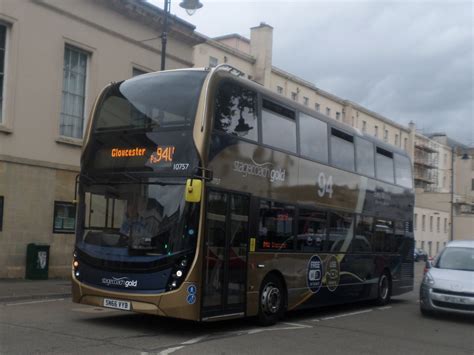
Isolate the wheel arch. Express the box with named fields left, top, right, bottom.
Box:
left=262, top=270, right=288, bottom=309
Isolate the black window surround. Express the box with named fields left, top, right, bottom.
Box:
left=53, top=201, right=76, bottom=234
left=212, top=80, right=411, bottom=188
left=0, top=196, right=4, bottom=231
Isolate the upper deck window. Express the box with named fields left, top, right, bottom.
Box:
left=394, top=153, right=413, bottom=188
left=299, top=113, right=328, bottom=163
left=330, top=128, right=355, bottom=171
left=355, top=137, right=375, bottom=177
left=376, top=147, right=395, bottom=183
left=262, top=99, right=297, bottom=153
left=94, top=71, right=207, bottom=132
left=214, top=82, right=258, bottom=141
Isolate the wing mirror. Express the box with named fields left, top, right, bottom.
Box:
left=423, top=258, right=433, bottom=274
left=185, top=179, right=202, bottom=203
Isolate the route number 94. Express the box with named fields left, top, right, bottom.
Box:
left=317, top=172, right=334, bottom=198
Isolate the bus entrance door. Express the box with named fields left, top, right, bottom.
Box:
left=201, top=190, right=249, bottom=320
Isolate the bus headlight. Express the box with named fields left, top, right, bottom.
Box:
left=167, top=257, right=190, bottom=291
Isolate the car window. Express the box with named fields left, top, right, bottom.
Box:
left=436, top=247, right=474, bottom=271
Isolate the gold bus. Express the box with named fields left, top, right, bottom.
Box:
left=72, top=65, right=415, bottom=325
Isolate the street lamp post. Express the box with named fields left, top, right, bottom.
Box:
left=160, top=0, right=203, bottom=71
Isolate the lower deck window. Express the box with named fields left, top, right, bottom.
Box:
left=258, top=200, right=294, bottom=250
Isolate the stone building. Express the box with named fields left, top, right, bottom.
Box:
left=0, top=0, right=203, bottom=278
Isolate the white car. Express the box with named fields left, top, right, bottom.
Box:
left=420, top=240, right=474, bottom=316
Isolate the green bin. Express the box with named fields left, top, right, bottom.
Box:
left=25, top=243, right=50, bottom=280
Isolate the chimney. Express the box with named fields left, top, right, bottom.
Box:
left=250, top=22, right=273, bottom=86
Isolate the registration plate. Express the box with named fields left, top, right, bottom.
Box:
left=443, top=295, right=466, bottom=304
left=103, top=298, right=131, bottom=311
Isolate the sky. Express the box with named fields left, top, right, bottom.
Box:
left=150, top=0, right=473, bottom=145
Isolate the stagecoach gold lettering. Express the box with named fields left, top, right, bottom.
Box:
left=233, top=160, right=286, bottom=182
left=111, top=147, right=146, bottom=158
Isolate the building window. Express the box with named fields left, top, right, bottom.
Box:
left=209, top=56, right=218, bottom=67
left=472, top=178, right=474, bottom=190
left=362, top=120, right=367, bottom=132
left=132, top=67, right=148, bottom=77
left=336, top=112, right=340, bottom=120
left=429, top=216, right=433, bottom=232
left=444, top=218, right=447, bottom=233
left=443, top=175, right=447, bottom=188
left=277, top=86, right=283, bottom=94
left=0, top=196, right=3, bottom=231
left=303, top=97, right=309, bottom=106
left=421, top=240, right=425, bottom=250
left=437, top=217, right=440, bottom=232
left=326, top=107, right=331, bottom=117
left=315, top=103, right=320, bottom=112
left=404, top=137, right=408, bottom=150
left=384, top=129, right=388, bottom=142
left=291, top=92, right=297, bottom=101
left=422, top=215, right=426, bottom=231
left=444, top=153, right=447, bottom=164
left=374, top=125, right=378, bottom=137
left=436, top=241, right=440, bottom=253
left=53, top=201, right=76, bottom=234
left=414, top=213, right=418, bottom=230
left=60, top=45, right=89, bottom=139
left=395, top=134, right=399, bottom=146
left=0, top=24, right=6, bottom=123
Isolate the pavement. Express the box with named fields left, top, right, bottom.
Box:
left=0, top=278, right=71, bottom=303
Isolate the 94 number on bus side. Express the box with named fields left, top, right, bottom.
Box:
left=317, top=172, right=334, bottom=198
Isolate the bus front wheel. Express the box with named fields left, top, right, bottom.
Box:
left=258, top=274, right=285, bottom=326
left=375, top=271, right=391, bottom=306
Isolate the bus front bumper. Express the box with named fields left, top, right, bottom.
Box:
left=72, top=275, right=200, bottom=321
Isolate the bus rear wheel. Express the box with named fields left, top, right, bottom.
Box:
left=375, top=271, right=391, bottom=306
left=258, top=274, right=285, bottom=326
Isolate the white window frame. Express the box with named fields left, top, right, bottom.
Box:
left=0, top=22, right=8, bottom=126
left=59, top=44, right=90, bottom=140
left=209, top=56, right=218, bottom=67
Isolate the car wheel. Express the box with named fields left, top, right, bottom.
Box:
left=258, top=274, right=286, bottom=326
left=375, top=271, right=391, bottom=306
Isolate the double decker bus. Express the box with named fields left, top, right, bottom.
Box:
left=72, top=65, right=414, bottom=325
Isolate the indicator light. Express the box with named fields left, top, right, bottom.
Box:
left=176, top=270, right=183, bottom=278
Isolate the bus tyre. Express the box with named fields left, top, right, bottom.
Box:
left=258, top=274, right=285, bottom=326
left=375, top=271, right=391, bottom=306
